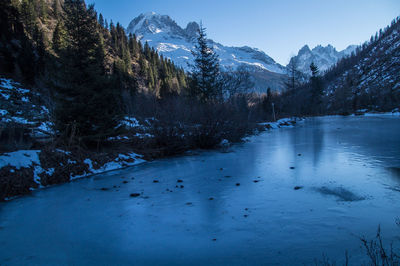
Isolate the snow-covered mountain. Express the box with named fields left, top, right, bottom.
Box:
left=126, top=12, right=360, bottom=91
left=127, top=12, right=287, bottom=92
left=289, top=44, right=357, bottom=76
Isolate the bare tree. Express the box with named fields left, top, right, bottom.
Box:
left=221, top=65, right=255, bottom=98
left=285, top=56, right=301, bottom=91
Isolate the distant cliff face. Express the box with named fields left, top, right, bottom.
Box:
left=288, top=44, right=357, bottom=76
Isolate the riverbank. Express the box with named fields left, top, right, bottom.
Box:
left=0, top=114, right=300, bottom=201
left=4, top=107, right=399, bottom=201
left=0, top=115, right=398, bottom=265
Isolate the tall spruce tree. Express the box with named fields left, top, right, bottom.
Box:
left=0, top=0, right=36, bottom=82
left=309, top=62, right=324, bottom=114
left=20, top=0, right=37, bottom=36
left=128, top=33, right=138, bottom=57
left=38, top=0, right=47, bottom=20
left=189, top=23, right=222, bottom=102
left=54, top=0, right=121, bottom=144
left=98, top=13, right=104, bottom=28
left=52, top=21, right=66, bottom=53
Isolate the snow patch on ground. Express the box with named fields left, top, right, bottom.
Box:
left=0, top=77, right=53, bottom=137
left=0, top=150, right=59, bottom=187
left=258, top=118, right=303, bottom=129
left=121, top=117, right=140, bottom=128
left=1, top=148, right=146, bottom=195
left=71, top=153, right=146, bottom=181
left=0, top=150, right=41, bottom=169
left=363, top=111, right=400, bottom=117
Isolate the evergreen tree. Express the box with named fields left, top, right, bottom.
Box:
left=53, top=0, right=121, bottom=144
left=32, top=24, right=45, bottom=73
left=159, top=60, right=173, bottom=99
left=177, top=69, right=187, bottom=89
left=310, top=62, right=319, bottom=77
left=309, top=62, right=324, bottom=114
left=109, top=20, right=114, bottom=31
left=38, top=0, right=47, bottom=20
left=0, top=0, right=38, bottom=83
left=128, top=33, right=138, bottom=57
left=139, top=54, right=147, bottom=77
left=189, top=23, right=222, bottom=102
left=262, top=87, right=273, bottom=118
left=143, top=41, right=151, bottom=60
left=52, top=21, right=66, bottom=53
left=98, top=13, right=104, bottom=28
left=20, top=0, right=37, bottom=36
left=0, top=0, right=23, bottom=74
left=104, top=18, right=108, bottom=30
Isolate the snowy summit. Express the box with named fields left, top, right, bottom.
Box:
left=127, top=12, right=288, bottom=92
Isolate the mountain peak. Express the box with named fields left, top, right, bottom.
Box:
left=299, top=45, right=311, bottom=53
left=127, top=12, right=185, bottom=37
left=313, top=44, right=337, bottom=53
left=143, top=11, right=157, bottom=17
left=184, top=22, right=200, bottom=39
left=290, top=43, right=357, bottom=75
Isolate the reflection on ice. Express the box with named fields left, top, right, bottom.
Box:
left=315, top=186, right=366, bottom=202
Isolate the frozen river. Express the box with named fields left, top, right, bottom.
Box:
left=1, top=115, right=399, bottom=265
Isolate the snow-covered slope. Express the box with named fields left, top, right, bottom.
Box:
left=289, top=44, right=357, bottom=76
left=127, top=12, right=287, bottom=92
left=0, top=77, right=53, bottom=140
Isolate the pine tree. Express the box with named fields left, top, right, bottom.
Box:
left=128, top=33, right=138, bottom=57
left=310, top=62, right=319, bottom=77
left=144, top=41, right=151, bottom=60
left=147, top=66, right=155, bottom=91
left=20, top=0, right=37, bottom=36
left=139, top=54, right=147, bottom=77
left=98, top=13, right=104, bottom=28
left=159, top=60, right=173, bottom=99
left=38, top=0, right=47, bottom=20
left=32, top=24, right=45, bottom=73
left=177, top=69, right=187, bottom=89
left=309, top=62, right=324, bottom=114
left=0, top=0, right=39, bottom=83
left=189, top=23, right=222, bottom=102
left=52, top=21, right=66, bottom=53
left=53, top=0, right=121, bottom=144
left=104, top=18, right=108, bottom=30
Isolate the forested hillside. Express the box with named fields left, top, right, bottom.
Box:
left=0, top=0, right=189, bottom=147
left=275, top=17, right=400, bottom=116
left=0, top=0, right=186, bottom=94
left=324, top=18, right=400, bottom=113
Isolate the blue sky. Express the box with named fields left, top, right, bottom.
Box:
left=87, top=0, right=399, bottom=65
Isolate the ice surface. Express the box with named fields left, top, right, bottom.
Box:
left=0, top=116, right=399, bottom=265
